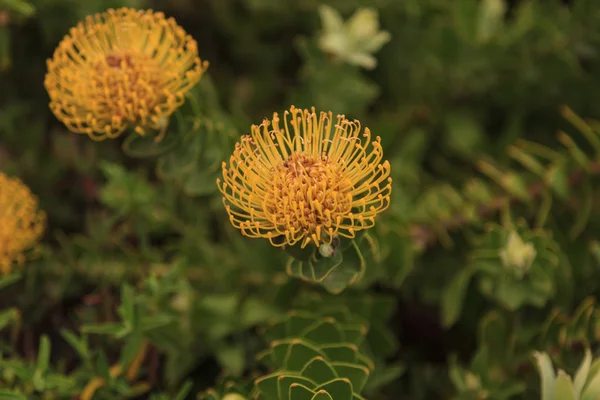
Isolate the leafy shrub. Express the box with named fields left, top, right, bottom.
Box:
left=2, top=0, right=600, bottom=399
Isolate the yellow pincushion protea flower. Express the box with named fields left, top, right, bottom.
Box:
left=0, top=172, right=46, bottom=275
left=44, top=7, right=208, bottom=141
left=218, top=106, right=392, bottom=249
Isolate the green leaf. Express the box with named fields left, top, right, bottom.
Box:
left=563, top=107, right=600, bottom=153
left=156, top=133, right=201, bottom=179
left=476, top=0, right=506, bottom=44
left=441, top=266, right=475, bottom=328
left=82, top=322, right=125, bottom=336
left=574, top=349, right=592, bottom=397
left=453, top=0, right=478, bottom=43
left=120, top=335, right=145, bottom=369
left=0, top=308, right=19, bottom=331
left=534, top=352, right=556, bottom=400
left=364, top=363, right=404, bottom=392
left=506, top=1, right=534, bottom=43
left=200, top=293, right=239, bottom=316
left=0, top=272, right=22, bottom=289
left=312, top=391, right=334, bottom=400
left=240, top=298, right=279, bottom=327
left=303, top=320, right=343, bottom=344
left=478, top=312, right=509, bottom=364
left=502, top=172, right=531, bottom=203
left=309, top=251, right=344, bottom=283
left=331, top=363, right=370, bottom=393
left=0, top=390, right=27, bottom=400
left=216, top=345, right=245, bottom=377
left=139, top=314, right=175, bottom=332
left=315, top=379, right=353, bottom=400
left=172, top=381, right=192, bottom=400
left=293, top=38, right=378, bottom=114
left=119, top=283, right=137, bottom=330
left=45, top=373, right=76, bottom=390
left=96, top=351, right=112, bottom=381
left=1, top=0, right=35, bottom=16
left=289, top=383, right=316, bottom=400
left=320, top=344, right=364, bottom=366
left=280, top=375, right=316, bottom=400
left=569, top=179, right=592, bottom=239
left=284, top=242, right=317, bottom=262
left=256, top=373, right=314, bottom=399
left=586, top=358, right=600, bottom=387
left=301, top=357, right=338, bottom=383
left=495, top=280, right=528, bottom=310
left=338, top=231, right=365, bottom=253
left=60, top=329, right=89, bottom=361
left=182, top=162, right=220, bottom=196
left=278, top=341, right=324, bottom=371
left=286, top=258, right=305, bottom=278
left=545, top=161, right=570, bottom=201
left=32, top=335, right=51, bottom=390
left=122, top=129, right=181, bottom=158
left=444, top=112, right=483, bottom=156
left=554, top=370, right=577, bottom=400
left=35, top=335, right=51, bottom=374
left=582, top=367, right=600, bottom=400
left=286, top=243, right=365, bottom=294
left=320, top=265, right=356, bottom=294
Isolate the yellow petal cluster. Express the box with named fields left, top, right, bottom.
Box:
left=0, top=172, right=46, bottom=275
left=218, top=106, right=392, bottom=249
left=44, top=7, right=208, bottom=141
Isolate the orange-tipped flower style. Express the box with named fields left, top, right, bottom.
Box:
left=0, top=172, right=46, bottom=275
left=44, top=7, right=208, bottom=141
left=218, top=106, right=392, bottom=249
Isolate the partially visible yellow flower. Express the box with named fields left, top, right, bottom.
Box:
left=217, top=106, right=392, bottom=249
left=0, top=172, right=46, bottom=275
left=44, top=7, right=208, bottom=141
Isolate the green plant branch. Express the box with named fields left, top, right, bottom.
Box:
left=410, top=160, right=600, bottom=249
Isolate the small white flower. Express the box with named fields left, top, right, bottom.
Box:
left=318, top=5, right=391, bottom=70
left=499, top=230, right=537, bottom=278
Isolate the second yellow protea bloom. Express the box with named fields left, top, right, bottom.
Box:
left=0, top=172, right=46, bottom=275
left=44, top=7, right=208, bottom=141
left=218, top=106, right=392, bottom=249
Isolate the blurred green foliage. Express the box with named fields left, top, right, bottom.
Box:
left=3, top=0, right=600, bottom=399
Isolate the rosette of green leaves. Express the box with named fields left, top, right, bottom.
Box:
left=284, top=231, right=376, bottom=294
left=534, top=348, right=600, bottom=400
left=471, top=219, right=560, bottom=310
left=442, top=219, right=561, bottom=327
left=293, top=292, right=404, bottom=393
left=253, top=310, right=372, bottom=399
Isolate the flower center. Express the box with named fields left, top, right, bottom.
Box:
left=264, top=152, right=353, bottom=242
left=91, top=52, right=165, bottom=126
